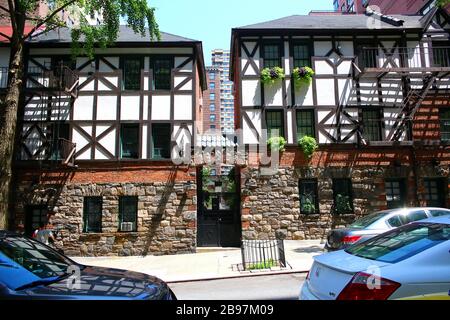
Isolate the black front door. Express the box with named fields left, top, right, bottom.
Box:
left=197, top=167, right=241, bottom=247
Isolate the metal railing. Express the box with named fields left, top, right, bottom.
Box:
left=241, top=240, right=286, bottom=271
left=57, top=138, right=76, bottom=166
left=358, top=46, right=450, bottom=70
left=26, top=65, right=79, bottom=95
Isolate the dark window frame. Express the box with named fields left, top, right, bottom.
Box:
left=262, top=42, right=282, bottom=69
left=151, top=123, right=171, bottom=160
left=151, top=57, right=173, bottom=91
left=423, top=178, right=447, bottom=208
left=332, top=178, right=354, bottom=214
left=385, top=179, right=407, bottom=209
left=299, top=179, right=320, bottom=214
left=121, top=56, right=144, bottom=91
left=265, top=110, right=285, bottom=139
left=296, top=109, right=316, bottom=141
left=439, top=109, right=450, bottom=142
left=120, top=123, right=140, bottom=159
left=83, top=197, right=102, bottom=233
left=293, top=42, right=312, bottom=68
left=361, top=108, right=383, bottom=142
left=119, top=196, right=138, bottom=232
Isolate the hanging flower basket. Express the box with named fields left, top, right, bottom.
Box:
left=292, top=67, right=315, bottom=87
left=260, top=67, right=285, bottom=85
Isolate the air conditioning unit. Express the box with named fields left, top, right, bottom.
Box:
left=121, top=222, right=134, bottom=232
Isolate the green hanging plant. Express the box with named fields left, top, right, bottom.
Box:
left=301, top=197, right=316, bottom=214
left=298, top=136, right=318, bottom=159
left=267, top=136, right=287, bottom=152
left=335, top=194, right=353, bottom=214
left=261, top=67, right=285, bottom=85
left=292, top=67, right=315, bottom=87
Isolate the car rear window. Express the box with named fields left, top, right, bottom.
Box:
left=429, top=210, right=450, bottom=217
left=346, top=223, right=450, bottom=263
left=349, top=210, right=391, bottom=229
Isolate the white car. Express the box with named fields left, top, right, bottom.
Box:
left=300, top=215, right=450, bottom=300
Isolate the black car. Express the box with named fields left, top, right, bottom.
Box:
left=0, top=231, right=176, bottom=300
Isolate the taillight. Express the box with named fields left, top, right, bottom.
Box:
left=337, top=272, right=401, bottom=300
left=342, top=235, right=362, bottom=244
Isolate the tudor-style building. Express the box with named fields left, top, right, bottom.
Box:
left=5, top=27, right=207, bottom=256
left=231, top=8, right=450, bottom=240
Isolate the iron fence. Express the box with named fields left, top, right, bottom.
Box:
left=241, top=240, right=286, bottom=271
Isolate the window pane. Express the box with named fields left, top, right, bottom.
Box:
left=385, top=179, right=405, bottom=209
left=333, top=179, right=353, bottom=214
left=362, top=109, right=382, bottom=141
left=119, top=196, right=137, bottom=231
left=84, top=197, right=102, bottom=233
left=121, top=124, right=139, bottom=159
left=153, top=59, right=172, bottom=90
left=440, top=109, right=450, bottom=141
left=266, top=111, right=284, bottom=139
left=293, top=44, right=311, bottom=68
left=152, top=123, right=171, bottom=159
left=123, top=58, right=142, bottom=90
left=423, top=178, right=446, bottom=207
left=296, top=110, right=315, bottom=140
left=264, top=44, right=281, bottom=68
left=299, top=180, right=318, bottom=214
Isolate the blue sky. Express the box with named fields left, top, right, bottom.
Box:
left=148, top=0, right=333, bottom=64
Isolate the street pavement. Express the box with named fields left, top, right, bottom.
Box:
left=71, top=240, right=324, bottom=282
left=170, top=273, right=306, bottom=300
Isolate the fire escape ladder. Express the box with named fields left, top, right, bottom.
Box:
left=389, top=74, right=437, bottom=142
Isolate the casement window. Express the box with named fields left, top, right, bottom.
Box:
left=299, top=179, right=319, bottom=214
left=49, top=122, right=70, bottom=160
left=152, top=58, right=172, bottom=91
left=266, top=110, right=284, bottom=139
left=119, top=196, right=138, bottom=232
left=423, top=178, right=446, bottom=208
left=432, top=42, right=450, bottom=68
left=120, top=124, right=139, bottom=159
left=440, top=109, right=450, bottom=141
left=122, top=57, right=143, bottom=91
left=210, top=114, right=216, bottom=122
left=83, top=197, right=102, bottom=233
left=152, top=123, right=171, bottom=159
left=209, top=82, right=215, bottom=90
left=263, top=43, right=282, bottom=68
left=333, top=178, right=354, bottom=214
left=385, top=179, right=406, bottom=209
left=361, top=109, right=382, bottom=141
left=296, top=110, right=315, bottom=140
left=25, top=205, right=48, bottom=237
left=210, top=104, right=215, bottom=112
left=293, top=43, right=312, bottom=68
left=209, top=73, right=215, bottom=80
left=210, top=125, right=216, bottom=129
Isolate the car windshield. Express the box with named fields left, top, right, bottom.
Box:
left=0, top=235, right=73, bottom=289
left=349, top=210, right=391, bottom=229
left=346, top=223, right=450, bottom=263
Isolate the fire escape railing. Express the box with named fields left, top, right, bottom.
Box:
left=58, top=138, right=77, bottom=167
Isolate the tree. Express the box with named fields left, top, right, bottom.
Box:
left=0, top=0, right=160, bottom=230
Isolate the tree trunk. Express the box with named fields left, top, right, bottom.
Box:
left=0, top=39, right=24, bottom=230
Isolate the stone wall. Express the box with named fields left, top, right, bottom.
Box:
left=13, top=166, right=198, bottom=257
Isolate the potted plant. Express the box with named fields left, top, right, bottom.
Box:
left=267, top=136, right=287, bottom=152
left=298, top=136, right=318, bottom=159
left=292, top=66, right=315, bottom=87
left=261, top=67, right=285, bottom=85
left=334, top=194, right=353, bottom=214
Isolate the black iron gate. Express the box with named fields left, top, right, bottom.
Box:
left=197, top=166, right=241, bottom=247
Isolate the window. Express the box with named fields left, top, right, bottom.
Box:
left=119, top=196, right=137, bottom=232
left=49, top=122, right=70, bottom=160
left=210, top=114, right=216, bottom=122
left=429, top=209, right=450, bottom=217
left=296, top=110, right=315, bottom=140
left=263, top=44, right=281, bottom=68
left=210, top=125, right=216, bottom=129
left=346, top=223, right=450, bottom=264
left=402, top=210, right=428, bottom=224
left=357, top=43, right=378, bottom=69
left=83, top=197, right=102, bottom=233
left=152, top=58, right=172, bottom=90
left=25, top=206, right=48, bottom=237
left=333, top=0, right=339, bottom=11
left=210, top=93, right=215, bottom=100
left=299, top=180, right=319, bottom=214
left=152, top=123, right=171, bottom=159
left=120, top=124, right=139, bottom=159
left=209, top=72, right=215, bottom=80
left=439, top=109, right=450, bottom=141
left=361, top=109, right=382, bottom=141
left=266, top=110, right=284, bottom=139
left=210, top=104, right=215, bottom=112
left=293, top=43, right=311, bottom=68
left=432, top=43, right=450, bottom=68
left=424, top=178, right=446, bottom=208
left=387, top=215, right=403, bottom=228
left=333, top=179, right=353, bottom=214
left=209, top=82, right=215, bottom=90
left=122, top=57, right=143, bottom=91
left=385, top=179, right=406, bottom=209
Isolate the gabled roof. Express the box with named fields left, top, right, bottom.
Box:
left=236, top=14, right=424, bottom=30
left=27, top=25, right=199, bottom=44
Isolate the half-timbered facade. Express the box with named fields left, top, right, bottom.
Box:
left=231, top=8, right=450, bottom=240
left=7, top=27, right=206, bottom=256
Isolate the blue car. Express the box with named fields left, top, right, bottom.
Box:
left=0, top=231, right=176, bottom=300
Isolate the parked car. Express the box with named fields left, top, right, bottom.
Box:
left=300, top=215, right=450, bottom=300
left=0, top=231, right=176, bottom=300
left=325, top=207, right=450, bottom=251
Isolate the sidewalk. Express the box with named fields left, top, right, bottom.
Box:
left=70, top=240, right=325, bottom=283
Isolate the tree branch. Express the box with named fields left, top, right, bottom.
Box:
left=0, top=5, right=10, bottom=14
left=0, top=31, right=11, bottom=41
left=23, top=0, right=78, bottom=40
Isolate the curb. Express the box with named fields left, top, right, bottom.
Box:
left=166, top=269, right=308, bottom=284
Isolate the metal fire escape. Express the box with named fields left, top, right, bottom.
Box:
left=344, top=45, right=450, bottom=145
